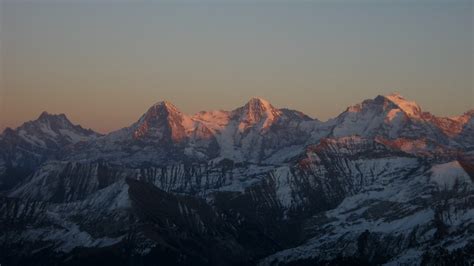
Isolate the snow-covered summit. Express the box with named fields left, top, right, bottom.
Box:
left=115, top=100, right=196, bottom=142
left=331, top=94, right=445, bottom=141
left=231, top=97, right=282, bottom=132
left=1, top=111, right=99, bottom=149
left=383, top=93, right=423, bottom=118
left=4, top=94, right=472, bottom=166
left=148, top=100, right=181, bottom=114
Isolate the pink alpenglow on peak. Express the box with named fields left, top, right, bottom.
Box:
left=384, top=93, right=423, bottom=118
left=234, top=97, right=282, bottom=132
left=132, top=100, right=194, bottom=142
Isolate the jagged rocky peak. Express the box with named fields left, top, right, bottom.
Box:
left=38, top=111, right=65, bottom=120
left=36, top=111, right=74, bottom=126
left=0, top=111, right=99, bottom=150
left=31, top=110, right=88, bottom=130
left=133, top=100, right=194, bottom=142
left=37, top=112, right=100, bottom=138
left=245, top=97, right=272, bottom=108
left=233, top=97, right=282, bottom=131
left=148, top=100, right=181, bottom=114
left=34, top=111, right=98, bottom=136
left=244, top=97, right=276, bottom=111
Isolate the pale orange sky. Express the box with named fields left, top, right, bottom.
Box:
left=1, top=1, right=472, bottom=133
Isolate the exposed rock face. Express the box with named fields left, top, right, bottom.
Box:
left=1, top=94, right=473, bottom=265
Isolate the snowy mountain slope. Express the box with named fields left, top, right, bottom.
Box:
left=66, top=97, right=319, bottom=165
left=3, top=94, right=470, bottom=169
left=193, top=97, right=320, bottom=163
left=1, top=112, right=99, bottom=150
left=7, top=94, right=466, bottom=168
left=3, top=135, right=473, bottom=265
left=8, top=160, right=130, bottom=203
left=258, top=137, right=474, bottom=265
left=260, top=157, right=474, bottom=265
left=69, top=101, right=220, bottom=164
left=8, top=158, right=277, bottom=204
left=1, top=94, right=473, bottom=265
left=0, top=112, right=100, bottom=191
left=0, top=161, right=287, bottom=265
left=330, top=94, right=448, bottom=142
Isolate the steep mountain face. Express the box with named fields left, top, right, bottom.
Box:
left=69, top=97, right=318, bottom=165
left=231, top=97, right=283, bottom=132
left=0, top=112, right=100, bottom=190
left=115, top=101, right=194, bottom=143
left=1, top=94, right=473, bottom=265
left=2, top=136, right=472, bottom=265
left=261, top=158, right=473, bottom=265
left=194, top=98, right=318, bottom=163
left=1, top=112, right=98, bottom=149
left=72, top=102, right=220, bottom=164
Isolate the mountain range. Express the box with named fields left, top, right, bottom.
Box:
left=1, top=93, right=473, bottom=265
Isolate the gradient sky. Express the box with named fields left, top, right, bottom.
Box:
left=1, top=0, right=472, bottom=133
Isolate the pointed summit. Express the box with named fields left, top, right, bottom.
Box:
left=132, top=100, right=193, bottom=142
left=147, top=100, right=181, bottom=115
left=152, top=100, right=176, bottom=108
left=38, top=111, right=51, bottom=119
left=233, top=97, right=282, bottom=131
left=1, top=111, right=99, bottom=148
left=139, top=100, right=186, bottom=128
left=245, top=97, right=273, bottom=109
left=241, top=97, right=279, bottom=116
left=333, top=94, right=427, bottom=138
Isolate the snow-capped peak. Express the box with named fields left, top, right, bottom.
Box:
left=232, top=97, right=282, bottom=131
left=384, top=93, right=422, bottom=118
left=0, top=111, right=99, bottom=149
left=130, top=100, right=196, bottom=142
left=246, top=97, right=273, bottom=110
left=148, top=100, right=181, bottom=114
